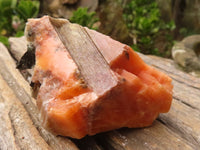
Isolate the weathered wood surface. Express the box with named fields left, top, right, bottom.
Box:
left=0, top=37, right=200, bottom=150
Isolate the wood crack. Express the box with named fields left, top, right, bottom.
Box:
left=0, top=96, right=19, bottom=150
left=173, top=96, right=199, bottom=110
left=171, top=76, right=200, bottom=90
left=8, top=106, right=21, bottom=149
left=158, top=115, right=200, bottom=148
left=156, top=117, right=198, bottom=149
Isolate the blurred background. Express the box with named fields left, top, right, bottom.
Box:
left=0, top=0, right=200, bottom=59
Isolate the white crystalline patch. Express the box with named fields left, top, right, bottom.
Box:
left=0, top=103, right=4, bottom=110
left=42, top=98, right=54, bottom=109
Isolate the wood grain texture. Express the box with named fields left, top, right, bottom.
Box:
left=1, top=35, right=200, bottom=150
left=94, top=122, right=195, bottom=150
left=0, top=75, right=50, bottom=150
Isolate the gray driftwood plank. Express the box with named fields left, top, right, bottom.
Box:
left=2, top=32, right=200, bottom=150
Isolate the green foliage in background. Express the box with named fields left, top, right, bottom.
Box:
left=0, top=0, right=39, bottom=46
left=123, top=0, right=175, bottom=56
left=70, top=7, right=99, bottom=30
left=17, top=0, right=39, bottom=20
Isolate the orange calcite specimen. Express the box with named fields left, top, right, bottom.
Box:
left=26, top=16, right=173, bottom=139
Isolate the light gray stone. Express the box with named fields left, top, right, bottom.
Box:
left=8, top=36, right=27, bottom=61
left=172, top=35, right=200, bottom=75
